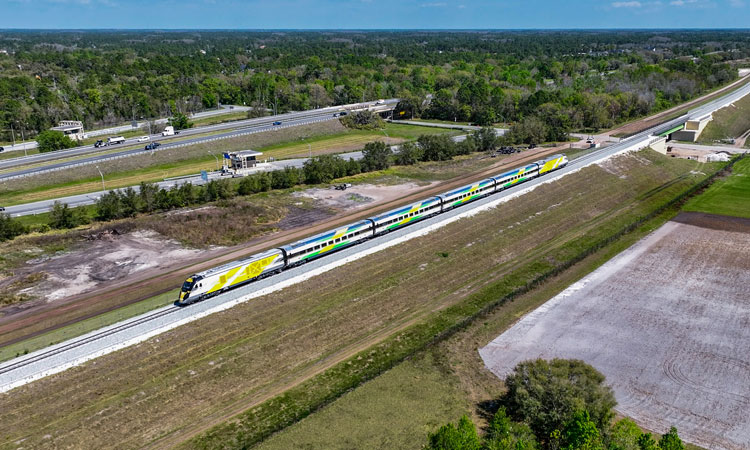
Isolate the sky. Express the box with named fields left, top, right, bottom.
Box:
left=1, top=0, right=748, bottom=29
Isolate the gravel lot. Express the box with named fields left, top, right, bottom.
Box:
left=480, top=213, right=750, bottom=450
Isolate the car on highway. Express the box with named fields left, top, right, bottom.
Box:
left=339, top=111, right=348, bottom=116
left=145, top=142, right=161, bottom=150
left=272, top=121, right=282, bottom=126
left=137, top=136, right=150, bottom=142
left=0, top=146, right=4, bottom=152
left=0, top=206, right=5, bottom=212
left=94, top=140, right=104, bottom=148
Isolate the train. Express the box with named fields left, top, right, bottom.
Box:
left=176, top=153, right=568, bottom=305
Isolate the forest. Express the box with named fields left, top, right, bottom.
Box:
left=1, top=30, right=750, bottom=142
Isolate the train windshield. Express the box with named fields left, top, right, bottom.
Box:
left=181, top=280, right=194, bottom=292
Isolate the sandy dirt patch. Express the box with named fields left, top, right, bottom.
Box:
left=480, top=215, right=750, bottom=450
left=0, top=230, right=205, bottom=316
left=294, top=182, right=437, bottom=212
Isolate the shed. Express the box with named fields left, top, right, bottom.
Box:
left=223, top=150, right=263, bottom=172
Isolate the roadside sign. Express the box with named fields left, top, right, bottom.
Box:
left=201, top=170, right=208, bottom=181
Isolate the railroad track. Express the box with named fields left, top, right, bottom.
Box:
left=0, top=306, right=181, bottom=377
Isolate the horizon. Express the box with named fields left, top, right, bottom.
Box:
left=1, top=0, right=748, bottom=30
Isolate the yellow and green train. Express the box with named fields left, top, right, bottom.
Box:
left=177, top=154, right=568, bottom=305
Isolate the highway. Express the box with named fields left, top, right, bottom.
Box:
left=0, top=115, right=668, bottom=393
left=3, top=150, right=363, bottom=217
left=0, top=99, right=398, bottom=179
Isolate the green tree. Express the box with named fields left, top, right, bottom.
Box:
left=95, top=191, right=123, bottom=221
left=120, top=187, right=140, bottom=217
left=418, top=134, right=456, bottom=161
left=361, top=140, right=392, bottom=171
left=48, top=201, right=87, bottom=229
left=472, top=127, right=499, bottom=152
left=485, top=408, right=539, bottom=450
left=426, top=415, right=481, bottom=450
left=168, top=112, right=193, bottom=130
left=608, top=419, right=643, bottom=450
left=0, top=213, right=26, bottom=242
left=394, top=141, right=423, bottom=166
left=502, top=359, right=616, bottom=441
left=636, top=434, right=659, bottom=450
left=37, top=130, right=76, bottom=153
left=139, top=182, right=159, bottom=212
left=559, top=411, right=604, bottom=450
left=657, top=427, right=684, bottom=450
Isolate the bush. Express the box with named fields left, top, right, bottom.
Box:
left=37, top=130, right=77, bottom=153
left=168, top=112, right=193, bottom=130
left=0, top=213, right=27, bottom=241
left=418, top=134, right=457, bottom=161
left=340, top=110, right=385, bottom=130
left=303, top=154, right=348, bottom=184
left=361, top=140, right=392, bottom=172
left=394, top=141, right=423, bottom=166
left=503, top=359, right=616, bottom=440
left=48, top=201, right=88, bottom=229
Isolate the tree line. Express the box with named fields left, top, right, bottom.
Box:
left=426, top=359, right=686, bottom=450
left=1, top=30, right=748, bottom=143
left=0, top=128, right=503, bottom=241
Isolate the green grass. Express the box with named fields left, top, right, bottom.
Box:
left=682, top=156, right=750, bottom=218
left=254, top=208, right=684, bottom=450
left=256, top=352, right=469, bottom=450
left=187, top=154, right=731, bottom=450
left=0, top=289, right=177, bottom=363
left=0, top=148, right=40, bottom=161
left=698, top=91, right=750, bottom=143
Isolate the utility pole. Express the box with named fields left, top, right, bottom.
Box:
left=10, top=124, right=15, bottom=147
left=20, top=125, right=26, bottom=157
left=308, top=143, right=312, bottom=159
left=96, top=166, right=105, bottom=191
left=208, top=151, right=219, bottom=170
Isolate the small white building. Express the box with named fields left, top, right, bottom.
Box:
left=50, top=120, right=85, bottom=142
left=222, top=150, right=266, bottom=175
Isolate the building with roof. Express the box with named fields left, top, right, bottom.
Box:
left=222, top=150, right=265, bottom=175
left=50, top=120, right=85, bottom=142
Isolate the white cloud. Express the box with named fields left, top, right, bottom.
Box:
left=612, top=1, right=642, bottom=7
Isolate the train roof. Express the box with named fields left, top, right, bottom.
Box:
left=370, top=196, right=441, bottom=221
left=441, top=179, right=494, bottom=198
left=492, top=163, right=539, bottom=179
left=280, top=219, right=372, bottom=250
left=195, top=248, right=283, bottom=278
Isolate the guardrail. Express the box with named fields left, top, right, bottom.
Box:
left=0, top=116, right=338, bottom=182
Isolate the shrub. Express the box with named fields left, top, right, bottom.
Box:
left=37, top=130, right=76, bottom=153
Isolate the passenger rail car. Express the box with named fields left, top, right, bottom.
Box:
left=176, top=154, right=568, bottom=305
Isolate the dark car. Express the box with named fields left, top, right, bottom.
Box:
left=145, top=142, right=162, bottom=150
left=94, top=140, right=104, bottom=148
left=0, top=206, right=5, bottom=212
left=0, top=146, right=4, bottom=152
left=339, top=111, right=348, bottom=116
left=273, top=121, right=282, bottom=126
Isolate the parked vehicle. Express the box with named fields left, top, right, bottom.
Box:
left=162, top=126, right=175, bottom=136
left=339, top=111, right=348, bottom=116
left=137, top=136, right=150, bottom=142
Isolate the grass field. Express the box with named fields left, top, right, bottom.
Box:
left=698, top=92, right=750, bottom=143
left=682, top=156, right=750, bottom=218
left=0, top=150, right=723, bottom=449
left=255, top=209, right=685, bottom=450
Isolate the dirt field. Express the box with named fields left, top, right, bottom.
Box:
left=480, top=213, right=750, bottom=450
left=0, top=151, right=718, bottom=449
